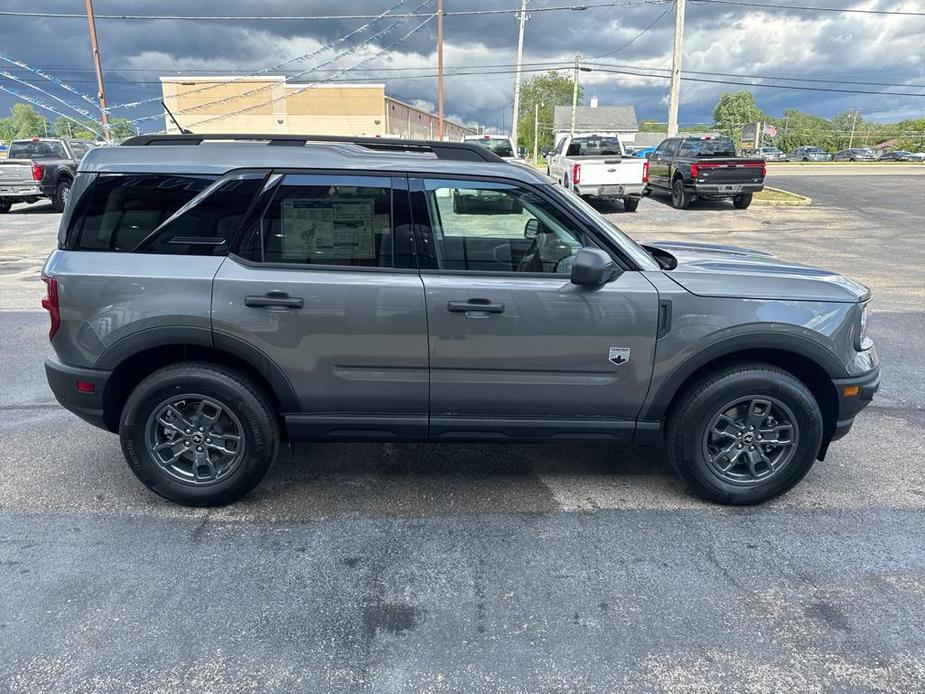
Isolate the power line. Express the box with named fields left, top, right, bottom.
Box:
left=593, top=1, right=676, bottom=58
left=690, top=0, right=925, bottom=16
left=0, top=3, right=670, bottom=21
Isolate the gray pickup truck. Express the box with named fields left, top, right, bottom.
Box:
left=41, top=134, right=878, bottom=508
left=0, top=138, right=93, bottom=213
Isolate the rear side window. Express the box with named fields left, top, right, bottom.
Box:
left=238, top=174, right=394, bottom=268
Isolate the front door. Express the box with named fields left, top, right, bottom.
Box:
left=412, top=177, right=659, bottom=442
left=213, top=173, right=429, bottom=439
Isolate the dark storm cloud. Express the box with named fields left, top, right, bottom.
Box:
left=1, top=0, right=923, bottom=131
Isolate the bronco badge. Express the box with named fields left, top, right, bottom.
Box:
left=608, top=347, right=630, bottom=366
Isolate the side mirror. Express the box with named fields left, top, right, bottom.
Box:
left=570, top=247, right=619, bottom=286
left=524, top=218, right=540, bottom=239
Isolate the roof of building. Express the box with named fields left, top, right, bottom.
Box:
left=553, top=105, right=638, bottom=132
left=80, top=137, right=549, bottom=186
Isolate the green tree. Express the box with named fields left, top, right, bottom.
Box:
left=773, top=109, right=839, bottom=153
left=712, top=91, right=764, bottom=145
left=108, top=117, right=136, bottom=141
left=514, top=71, right=582, bottom=159
left=0, top=116, right=14, bottom=143
left=9, top=103, right=48, bottom=138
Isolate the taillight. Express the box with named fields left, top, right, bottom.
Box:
left=572, top=163, right=581, bottom=186
left=31, top=162, right=45, bottom=182
left=761, top=162, right=767, bottom=178
left=41, top=275, right=60, bottom=339
left=642, top=160, right=649, bottom=183
left=690, top=163, right=699, bottom=178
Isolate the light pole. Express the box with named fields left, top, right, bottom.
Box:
left=533, top=101, right=541, bottom=164
left=437, top=0, right=444, bottom=140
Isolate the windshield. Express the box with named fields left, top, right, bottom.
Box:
left=9, top=140, right=68, bottom=159
left=546, top=184, right=659, bottom=270
left=566, top=136, right=622, bottom=156
left=679, top=138, right=736, bottom=157
left=467, top=137, right=514, bottom=158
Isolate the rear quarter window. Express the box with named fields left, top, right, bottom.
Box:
left=70, top=173, right=265, bottom=254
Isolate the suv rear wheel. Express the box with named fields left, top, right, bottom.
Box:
left=119, top=362, right=278, bottom=506
left=665, top=363, right=823, bottom=505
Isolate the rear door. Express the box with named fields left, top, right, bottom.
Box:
left=648, top=139, right=675, bottom=188
left=411, top=176, right=659, bottom=441
left=213, top=173, right=429, bottom=440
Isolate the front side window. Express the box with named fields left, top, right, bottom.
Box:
left=421, top=179, right=585, bottom=274
left=68, top=141, right=91, bottom=160
left=239, top=174, right=394, bottom=268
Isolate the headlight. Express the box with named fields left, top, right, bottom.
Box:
left=856, top=303, right=871, bottom=350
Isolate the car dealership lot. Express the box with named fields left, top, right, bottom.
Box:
left=1, top=172, right=924, bottom=691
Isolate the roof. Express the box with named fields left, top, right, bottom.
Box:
left=553, top=105, right=638, bottom=133
left=78, top=139, right=551, bottom=186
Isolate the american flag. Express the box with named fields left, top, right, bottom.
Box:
left=763, top=123, right=779, bottom=137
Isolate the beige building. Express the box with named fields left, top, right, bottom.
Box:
left=160, top=77, right=475, bottom=141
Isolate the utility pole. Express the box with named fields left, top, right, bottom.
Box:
left=667, top=0, right=685, bottom=138
left=511, top=0, right=529, bottom=149
left=84, top=0, right=111, bottom=141
left=437, top=0, right=444, bottom=140
left=570, top=54, right=580, bottom=136
left=848, top=108, right=859, bottom=149
left=533, top=101, right=540, bottom=164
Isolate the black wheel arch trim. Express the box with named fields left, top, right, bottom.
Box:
left=642, top=330, right=847, bottom=420
left=94, top=325, right=300, bottom=413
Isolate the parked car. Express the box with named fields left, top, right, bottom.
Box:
left=787, top=146, right=832, bottom=162
left=877, top=150, right=916, bottom=161
left=546, top=132, right=648, bottom=212
left=646, top=135, right=765, bottom=209
left=0, top=138, right=93, bottom=213
left=632, top=146, right=656, bottom=159
left=463, top=134, right=520, bottom=161
left=833, top=148, right=877, bottom=162
left=911, top=152, right=925, bottom=162
left=753, top=146, right=787, bottom=161
left=42, top=133, right=879, bottom=507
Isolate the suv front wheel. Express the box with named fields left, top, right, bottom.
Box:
left=119, top=362, right=278, bottom=506
left=665, top=363, right=823, bottom=505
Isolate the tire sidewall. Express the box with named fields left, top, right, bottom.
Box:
left=53, top=179, right=71, bottom=212
left=675, top=371, right=823, bottom=504
left=120, top=368, right=277, bottom=506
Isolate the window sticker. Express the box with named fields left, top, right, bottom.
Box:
left=281, top=198, right=376, bottom=260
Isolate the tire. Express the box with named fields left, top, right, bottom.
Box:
left=119, top=362, right=279, bottom=506
left=664, top=363, right=823, bottom=505
left=0, top=200, right=11, bottom=214
left=732, top=192, right=753, bottom=209
left=670, top=177, right=691, bottom=209
left=802, top=157, right=809, bottom=162
left=849, top=158, right=856, bottom=162
left=52, top=178, right=71, bottom=213
left=623, top=197, right=640, bottom=212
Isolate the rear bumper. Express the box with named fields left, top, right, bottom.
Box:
left=45, top=357, right=113, bottom=431
left=0, top=184, right=45, bottom=199
left=830, top=367, right=880, bottom=442
left=576, top=183, right=645, bottom=198
left=691, top=182, right=764, bottom=197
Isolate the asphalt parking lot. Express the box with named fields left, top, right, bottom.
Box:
left=1, top=172, right=924, bottom=692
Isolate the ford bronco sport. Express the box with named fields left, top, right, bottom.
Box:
left=42, top=134, right=879, bottom=507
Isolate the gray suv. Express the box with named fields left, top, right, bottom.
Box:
left=42, top=134, right=879, bottom=507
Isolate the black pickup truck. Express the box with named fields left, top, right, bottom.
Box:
left=0, top=138, right=93, bottom=213
left=646, top=135, right=765, bottom=209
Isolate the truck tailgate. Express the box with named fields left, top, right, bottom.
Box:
left=0, top=159, right=35, bottom=187
left=573, top=157, right=645, bottom=186
left=695, top=159, right=764, bottom=185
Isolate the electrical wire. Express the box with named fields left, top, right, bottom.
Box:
left=0, top=85, right=102, bottom=137
left=0, top=70, right=100, bottom=122
left=0, top=3, right=671, bottom=21
left=592, top=1, right=675, bottom=58
left=690, top=0, right=925, bottom=16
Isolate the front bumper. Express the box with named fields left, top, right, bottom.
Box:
left=576, top=183, right=645, bottom=198
left=45, top=357, right=113, bottom=431
left=830, top=366, right=880, bottom=442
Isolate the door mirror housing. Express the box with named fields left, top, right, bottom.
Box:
left=570, top=247, right=620, bottom=286
left=524, top=218, right=540, bottom=239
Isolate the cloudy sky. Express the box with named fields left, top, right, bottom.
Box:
left=1, top=0, right=924, bottom=133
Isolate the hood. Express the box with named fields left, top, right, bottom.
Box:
left=644, top=240, right=869, bottom=303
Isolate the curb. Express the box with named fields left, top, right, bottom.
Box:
left=752, top=186, right=812, bottom=207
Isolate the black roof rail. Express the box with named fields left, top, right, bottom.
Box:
left=118, top=133, right=505, bottom=163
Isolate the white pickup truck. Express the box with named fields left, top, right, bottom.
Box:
left=546, top=133, right=648, bottom=212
